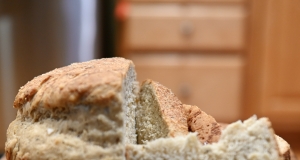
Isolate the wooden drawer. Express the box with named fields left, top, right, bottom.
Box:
left=126, top=3, right=247, bottom=51
left=130, top=53, right=244, bottom=122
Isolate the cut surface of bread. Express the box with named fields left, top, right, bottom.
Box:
left=184, top=104, right=221, bottom=144
left=220, top=123, right=291, bottom=160
left=136, top=79, right=188, bottom=144
left=126, top=115, right=283, bottom=160
left=5, top=58, right=138, bottom=160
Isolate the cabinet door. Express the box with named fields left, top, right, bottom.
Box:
left=131, top=53, right=244, bottom=122
left=246, top=0, right=300, bottom=131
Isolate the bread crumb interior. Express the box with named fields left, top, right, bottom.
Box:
left=123, top=66, right=139, bottom=144
left=136, top=83, right=169, bottom=144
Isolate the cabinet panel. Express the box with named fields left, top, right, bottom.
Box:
left=126, top=3, right=246, bottom=51
left=130, top=53, right=244, bottom=122
left=262, top=0, right=300, bottom=131
left=246, top=0, right=300, bottom=132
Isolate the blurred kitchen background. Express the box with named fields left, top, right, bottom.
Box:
left=0, top=0, right=300, bottom=157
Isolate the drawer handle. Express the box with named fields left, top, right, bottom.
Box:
left=180, top=21, right=193, bottom=37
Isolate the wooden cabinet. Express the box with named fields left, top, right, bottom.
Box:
left=245, top=0, right=300, bottom=132
left=120, top=0, right=248, bottom=122
left=130, top=54, right=244, bottom=122
left=121, top=0, right=300, bottom=130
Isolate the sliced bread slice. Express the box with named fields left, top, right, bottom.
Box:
left=136, top=79, right=188, bottom=144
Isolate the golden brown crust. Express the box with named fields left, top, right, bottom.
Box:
left=143, top=80, right=188, bottom=137
left=184, top=104, right=221, bottom=144
left=14, top=58, right=134, bottom=111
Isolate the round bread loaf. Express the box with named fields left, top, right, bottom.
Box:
left=5, top=58, right=139, bottom=160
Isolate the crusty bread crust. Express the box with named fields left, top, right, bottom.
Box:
left=184, top=104, right=221, bottom=144
left=14, top=58, right=133, bottom=113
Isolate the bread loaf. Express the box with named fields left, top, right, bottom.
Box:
left=126, top=115, right=283, bottom=160
left=184, top=104, right=221, bottom=144
left=5, top=58, right=139, bottom=160
left=5, top=58, right=290, bottom=160
left=136, top=79, right=188, bottom=144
